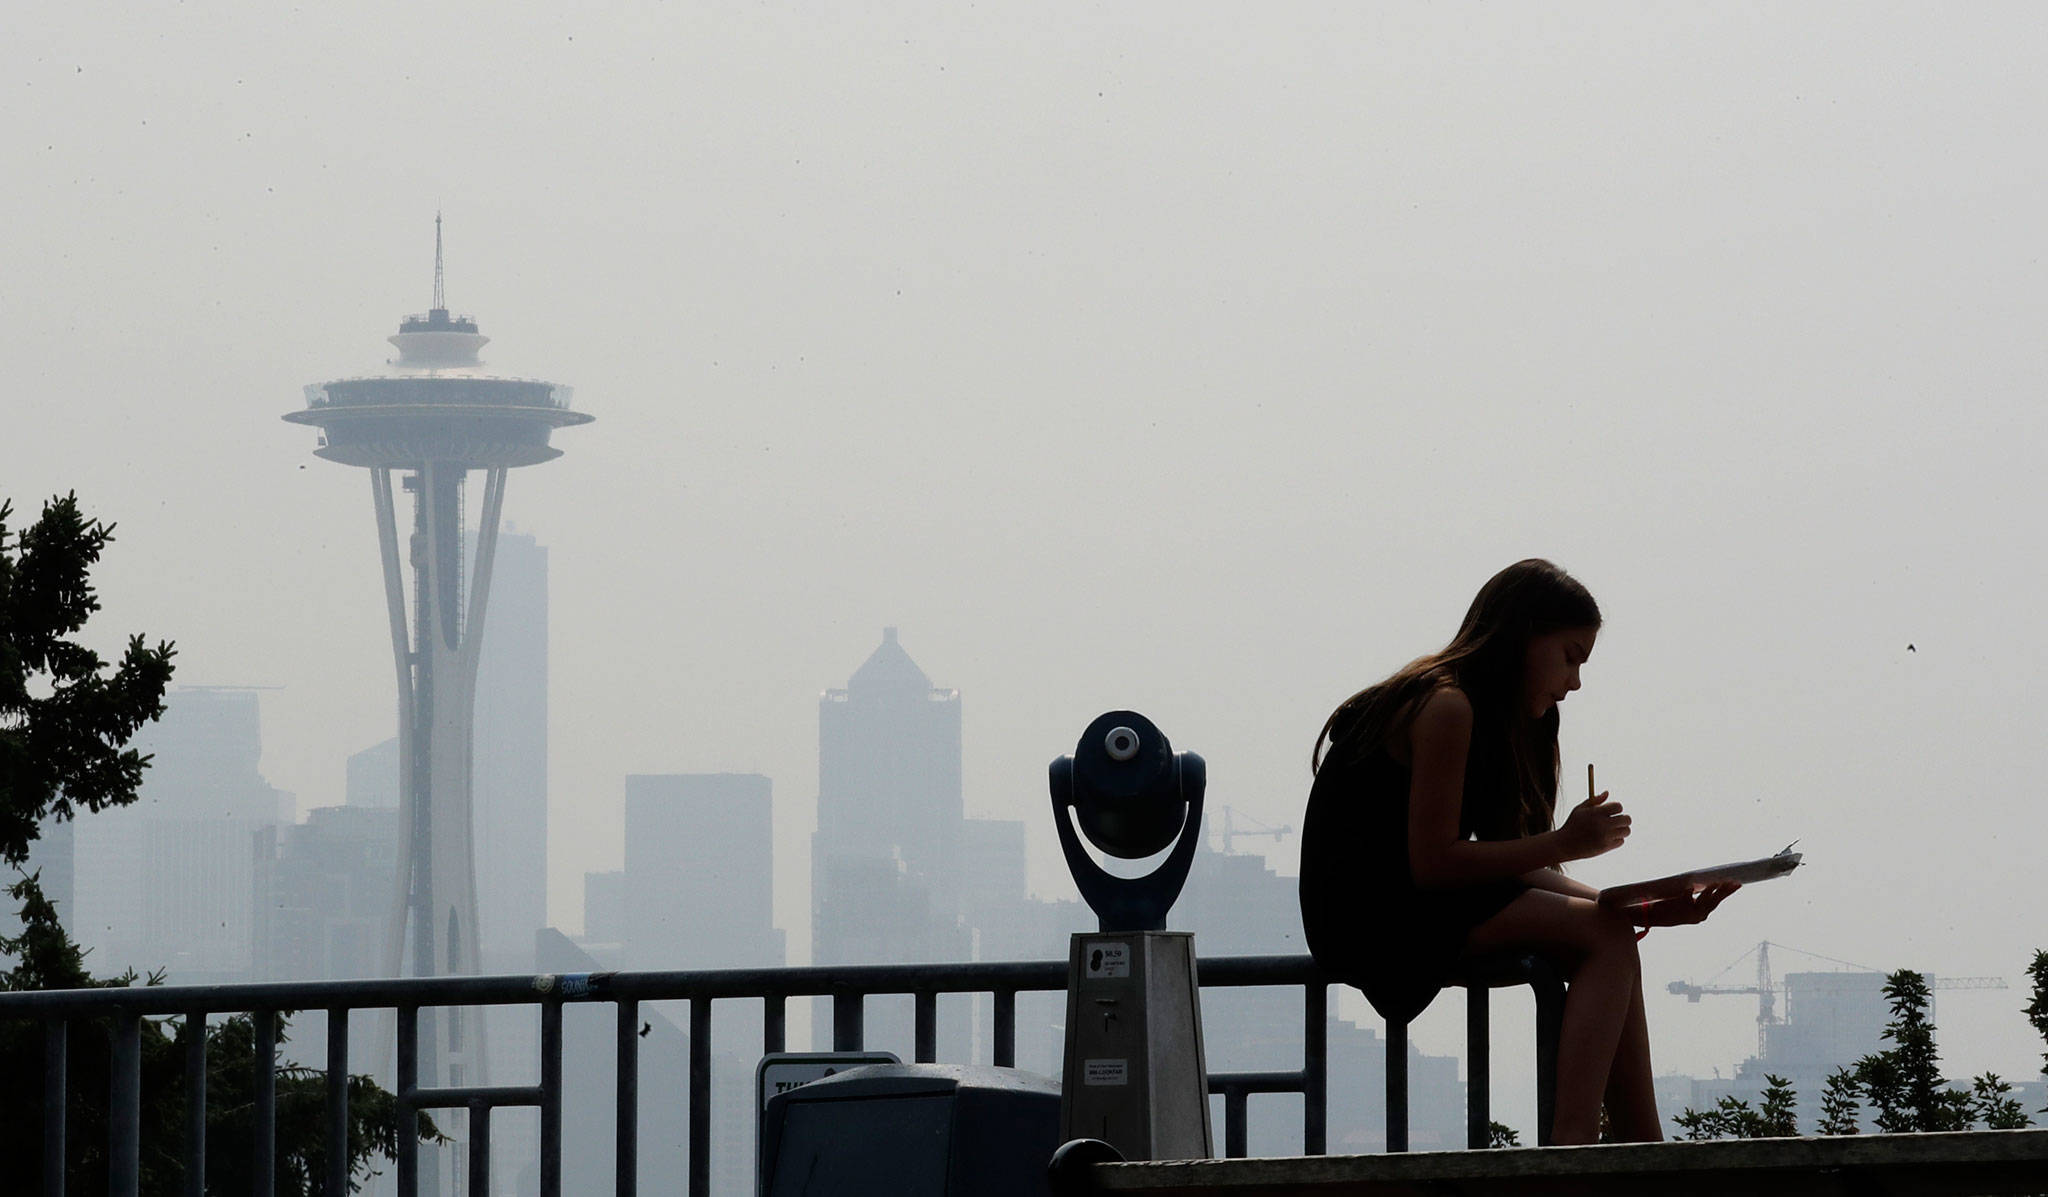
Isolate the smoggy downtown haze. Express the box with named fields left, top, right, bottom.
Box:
left=6, top=0, right=2045, bottom=1100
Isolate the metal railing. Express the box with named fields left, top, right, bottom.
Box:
left=0, top=953, right=1344, bottom=1197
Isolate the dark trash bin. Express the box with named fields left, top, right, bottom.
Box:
left=759, top=1062, right=1061, bottom=1196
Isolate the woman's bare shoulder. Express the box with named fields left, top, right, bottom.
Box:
left=1409, top=683, right=1471, bottom=728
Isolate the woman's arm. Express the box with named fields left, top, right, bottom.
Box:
left=1406, top=689, right=1629, bottom=887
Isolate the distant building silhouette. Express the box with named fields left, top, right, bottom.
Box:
left=583, top=773, right=785, bottom=969
left=71, top=687, right=288, bottom=982
left=810, top=629, right=975, bottom=1057
left=346, top=736, right=400, bottom=809
left=472, top=526, right=551, bottom=972
left=253, top=804, right=401, bottom=980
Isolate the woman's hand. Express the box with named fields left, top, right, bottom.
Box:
left=1556, top=790, right=1630, bottom=861
left=1630, top=882, right=1740, bottom=928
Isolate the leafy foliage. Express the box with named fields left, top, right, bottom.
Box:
left=2025, top=950, right=2048, bottom=1112
left=1672, top=1073, right=1798, bottom=1140
left=1816, top=1067, right=1862, bottom=1135
left=1854, top=971, right=1977, bottom=1133
left=1968, top=1074, right=2030, bottom=1131
left=0, top=494, right=176, bottom=867
left=1486, top=1121, right=1520, bottom=1148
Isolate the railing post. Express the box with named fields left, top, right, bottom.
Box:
left=397, top=1006, right=419, bottom=1197
left=254, top=1009, right=277, bottom=1197
left=1466, top=985, right=1490, bottom=1149
left=1224, top=1086, right=1248, bottom=1158
left=690, top=998, right=711, bottom=1197
left=540, top=999, right=563, bottom=1197
left=1304, top=982, right=1327, bottom=1156
left=913, top=991, right=937, bottom=1064
left=325, top=1008, right=348, bottom=1197
left=617, top=998, right=639, bottom=1197
left=992, top=990, right=1015, bottom=1069
left=1385, top=1018, right=1408, bottom=1153
left=832, top=991, right=863, bottom=1051
left=184, top=1012, right=207, bottom=1197
left=110, top=1011, right=141, bottom=1197
left=43, top=1020, right=65, bottom=1197
left=466, top=1101, right=491, bottom=1197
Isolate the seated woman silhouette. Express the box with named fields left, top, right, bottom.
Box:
left=1298, top=559, right=1736, bottom=1144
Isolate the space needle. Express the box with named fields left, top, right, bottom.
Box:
left=286, top=218, right=591, bottom=1103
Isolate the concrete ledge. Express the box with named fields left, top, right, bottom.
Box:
left=1067, top=1129, right=2048, bottom=1196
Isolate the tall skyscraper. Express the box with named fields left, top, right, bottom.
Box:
left=613, top=773, right=784, bottom=969
left=812, top=629, right=971, bottom=973
left=471, top=526, right=550, bottom=971
left=283, top=219, right=590, bottom=1099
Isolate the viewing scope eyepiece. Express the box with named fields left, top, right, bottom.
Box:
left=1050, top=711, right=1206, bottom=932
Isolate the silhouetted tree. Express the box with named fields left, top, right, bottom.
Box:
left=0, top=493, right=434, bottom=1194
left=1845, top=969, right=2034, bottom=1133
left=1817, top=1067, right=1862, bottom=1135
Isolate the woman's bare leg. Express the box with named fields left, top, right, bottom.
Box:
left=1603, top=978, right=1663, bottom=1141
left=1463, top=890, right=1643, bottom=1145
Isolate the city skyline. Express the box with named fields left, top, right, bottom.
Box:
left=7, top=1, right=2047, bottom=1096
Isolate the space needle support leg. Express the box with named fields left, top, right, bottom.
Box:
left=372, top=467, right=418, bottom=985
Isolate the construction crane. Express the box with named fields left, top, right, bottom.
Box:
left=1668, top=940, right=2009, bottom=1058
left=1212, top=806, right=1292, bottom=855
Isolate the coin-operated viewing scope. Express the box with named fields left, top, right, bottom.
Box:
left=1049, top=710, right=1213, bottom=1161
left=1049, top=710, right=1207, bottom=934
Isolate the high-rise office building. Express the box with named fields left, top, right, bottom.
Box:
left=71, top=687, right=288, bottom=982
left=471, top=526, right=550, bottom=971
left=253, top=804, right=402, bottom=981
left=812, top=628, right=971, bottom=972
left=585, top=773, right=785, bottom=969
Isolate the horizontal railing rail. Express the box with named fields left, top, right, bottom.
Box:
left=1, top=953, right=1335, bottom=1197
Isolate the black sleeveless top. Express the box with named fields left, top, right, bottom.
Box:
left=1297, top=744, right=1528, bottom=1024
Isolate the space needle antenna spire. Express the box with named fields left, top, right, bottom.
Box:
left=431, top=210, right=446, bottom=312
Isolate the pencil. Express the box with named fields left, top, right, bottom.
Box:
left=1588, top=762, right=1596, bottom=803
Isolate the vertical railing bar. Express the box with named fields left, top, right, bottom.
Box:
left=254, top=1008, right=277, bottom=1197
left=43, top=1019, right=65, bottom=1197
left=184, top=1011, right=207, bottom=1197
left=831, top=991, right=862, bottom=1052
left=396, top=1006, right=419, bottom=1197
left=689, top=997, right=711, bottom=1197
left=325, top=1008, right=348, bottom=1197
left=1224, top=1087, right=1248, bottom=1159
left=616, top=999, right=639, bottom=1197
left=913, top=991, right=936, bottom=1064
left=1386, top=1017, right=1409, bottom=1153
left=992, top=989, right=1015, bottom=1069
left=110, top=1011, right=142, bottom=1197
left=763, top=994, right=785, bottom=1055
left=1304, top=982, right=1327, bottom=1156
left=540, top=999, right=563, bottom=1197
left=467, top=1101, right=491, bottom=1197
left=1466, top=985, right=1491, bottom=1149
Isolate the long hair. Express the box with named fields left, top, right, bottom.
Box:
left=1312, top=559, right=1601, bottom=839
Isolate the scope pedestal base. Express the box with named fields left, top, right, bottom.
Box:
left=1059, top=930, right=1212, bottom=1161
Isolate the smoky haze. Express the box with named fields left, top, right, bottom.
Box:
left=5, top=0, right=2045, bottom=1101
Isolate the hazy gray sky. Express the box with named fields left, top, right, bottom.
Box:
left=7, top=2, right=2045, bottom=1089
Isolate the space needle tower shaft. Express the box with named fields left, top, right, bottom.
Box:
left=285, top=223, right=591, bottom=1172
